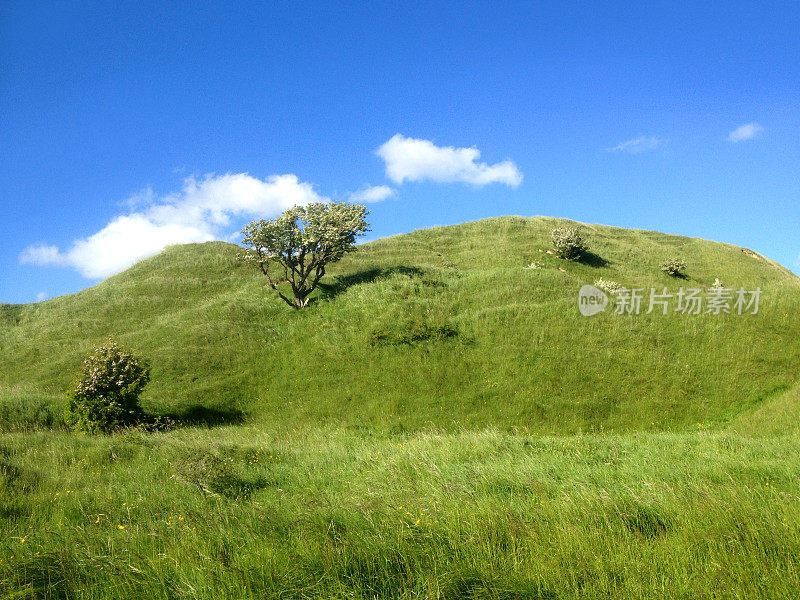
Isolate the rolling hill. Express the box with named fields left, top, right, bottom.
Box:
left=2, top=216, right=799, bottom=433
left=4, top=216, right=800, bottom=599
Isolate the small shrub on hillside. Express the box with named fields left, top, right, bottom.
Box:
left=65, top=338, right=150, bottom=434
left=551, top=227, right=589, bottom=261
left=594, top=278, right=624, bottom=295
left=660, top=258, right=687, bottom=277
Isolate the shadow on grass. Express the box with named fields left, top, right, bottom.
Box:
left=318, top=265, right=424, bottom=300
left=665, top=271, right=689, bottom=280
left=160, top=405, right=245, bottom=428
left=577, top=251, right=610, bottom=268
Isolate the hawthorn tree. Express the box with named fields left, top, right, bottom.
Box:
left=551, top=226, right=589, bottom=261
left=240, top=202, right=369, bottom=308
left=65, top=337, right=150, bottom=434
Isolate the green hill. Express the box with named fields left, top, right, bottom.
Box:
left=2, top=216, right=799, bottom=433
left=4, top=216, right=800, bottom=599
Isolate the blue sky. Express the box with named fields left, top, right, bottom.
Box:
left=1, top=1, right=798, bottom=303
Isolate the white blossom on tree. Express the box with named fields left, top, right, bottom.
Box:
left=240, top=202, right=369, bottom=308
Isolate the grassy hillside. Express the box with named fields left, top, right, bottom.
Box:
left=4, top=216, right=800, bottom=599
left=1, top=216, right=799, bottom=433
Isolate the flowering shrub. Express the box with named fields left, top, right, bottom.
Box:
left=660, top=258, right=687, bottom=277
left=552, top=227, right=589, bottom=261
left=65, top=338, right=150, bottom=434
left=594, top=278, right=624, bottom=294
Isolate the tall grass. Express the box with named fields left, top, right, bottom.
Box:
left=2, top=425, right=800, bottom=598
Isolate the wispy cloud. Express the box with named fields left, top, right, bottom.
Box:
left=607, top=136, right=665, bottom=153
left=20, top=173, right=326, bottom=279
left=376, top=134, right=522, bottom=187
left=349, top=185, right=396, bottom=203
left=35, top=291, right=47, bottom=303
left=727, top=122, right=763, bottom=142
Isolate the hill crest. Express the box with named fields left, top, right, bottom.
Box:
left=1, top=216, right=798, bottom=433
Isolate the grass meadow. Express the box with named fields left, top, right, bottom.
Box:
left=2, top=217, right=800, bottom=598
left=3, top=426, right=800, bottom=599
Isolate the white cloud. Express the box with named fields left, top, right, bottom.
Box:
left=35, top=291, right=48, bottom=303
left=727, top=122, right=763, bottom=142
left=376, top=134, right=522, bottom=187
left=20, top=244, right=65, bottom=266
left=19, top=173, right=326, bottom=279
left=607, top=136, right=664, bottom=153
left=349, top=185, right=396, bottom=203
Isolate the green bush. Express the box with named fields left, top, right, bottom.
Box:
left=65, top=338, right=150, bottom=434
left=552, top=227, right=589, bottom=260
left=660, top=257, right=687, bottom=277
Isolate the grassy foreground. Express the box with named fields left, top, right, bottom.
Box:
left=3, top=425, right=800, bottom=599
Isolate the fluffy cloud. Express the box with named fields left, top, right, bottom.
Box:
left=349, top=185, right=396, bottom=203
left=727, top=122, right=763, bottom=142
left=20, top=244, right=64, bottom=266
left=607, top=136, right=664, bottom=153
left=376, top=134, right=522, bottom=187
left=19, top=173, right=325, bottom=279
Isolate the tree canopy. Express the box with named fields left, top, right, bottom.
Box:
left=240, top=202, right=369, bottom=308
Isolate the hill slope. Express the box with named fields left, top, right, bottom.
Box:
left=1, top=216, right=798, bottom=432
